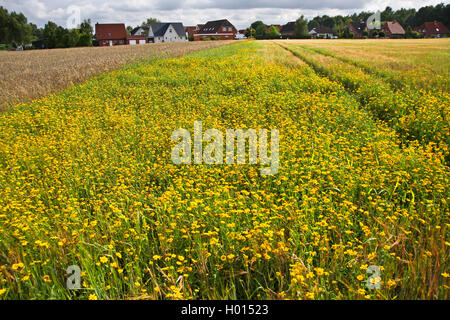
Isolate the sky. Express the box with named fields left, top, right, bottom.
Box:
left=0, top=0, right=446, bottom=30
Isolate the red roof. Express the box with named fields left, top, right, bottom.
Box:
left=381, top=21, right=405, bottom=35
left=414, top=22, right=449, bottom=35
left=95, top=23, right=127, bottom=40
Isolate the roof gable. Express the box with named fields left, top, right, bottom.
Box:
left=150, top=22, right=186, bottom=38
left=95, top=24, right=127, bottom=39
left=415, top=21, right=449, bottom=34
left=381, top=21, right=405, bottom=34
left=281, top=22, right=295, bottom=33
left=197, top=20, right=235, bottom=34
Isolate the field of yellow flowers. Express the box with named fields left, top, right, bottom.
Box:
left=0, top=40, right=448, bottom=300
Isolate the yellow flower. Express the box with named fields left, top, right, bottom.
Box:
left=100, top=256, right=108, bottom=264
left=314, top=267, right=324, bottom=276
left=0, top=288, right=6, bottom=295
left=12, top=263, right=24, bottom=271
left=305, top=292, right=314, bottom=299
left=357, top=274, right=365, bottom=281
left=89, top=294, right=98, bottom=300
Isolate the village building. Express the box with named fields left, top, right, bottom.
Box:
left=280, top=22, right=296, bottom=36
left=194, top=20, right=237, bottom=40
left=130, top=27, right=147, bottom=36
left=309, top=26, right=335, bottom=38
left=184, top=25, right=204, bottom=38
left=95, top=23, right=147, bottom=46
left=414, top=21, right=449, bottom=38
left=348, top=20, right=368, bottom=38
left=380, top=21, right=406, bottom=38
left=148, top=23, right=188, bottom=43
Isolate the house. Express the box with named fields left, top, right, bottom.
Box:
left=184, top=24, right=204, bottom=38
left=414, top=21, right=449, bottom=38
left=380, top=21, right=405, bottom=38
left=148, top=22, right=188, bottom=43
left=95, top=23, right=128, bottom=46
left=194, top=19, right=237, bottom=41
left=184, top=26, right=197, bottom=38
left=280, top=22, right=296, bottom=36
left=130, top=27, right=147, bottom=36
left=95, top=23, right=147, bottom=46
left=309, top=26, right=335, bottom=38
left=348, top=20, right=368, bottom=38
left=127, top=34, right=147, bottom=45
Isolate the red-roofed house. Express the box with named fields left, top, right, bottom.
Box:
left=381, top=21, right=405, bottom=38
left=95, top=23, right=147, bottom=46
left=414, top=21, right=449, bottom=38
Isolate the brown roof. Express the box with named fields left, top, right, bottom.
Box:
left=414, top=21, right=449, bottom=35
left=95, top=23, right=127, bottom=40
left=381, top=21, right=405, bottom=35
left=197, top=19, right=236, bottom=34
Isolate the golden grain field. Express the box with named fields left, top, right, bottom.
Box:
left=0, top=41, right=234, bottom=112
left=0, top=40, right=448, bottom=300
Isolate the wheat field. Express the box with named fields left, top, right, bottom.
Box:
left=0, top=41, right=234, bottom=112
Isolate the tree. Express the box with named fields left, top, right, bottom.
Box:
left=43, top=21, right=58, bottom=49
left=255, top=23, right=266, bottom=37
left=79, top=19, right=93, bottom=35
left=268, top=25, right=280, bottom=36
left=126, top=26, right=133, bottom=35
left=251, top=21, right=265, bottom=30
left=142, top=18, right=160, bottom=27
left=77, top=33, right=92, bottom=46
left=245, top=27, right=255, bottom=38
left=295, top=15, right=309, bottom=37
left=0, top=6, right=33, bottom=47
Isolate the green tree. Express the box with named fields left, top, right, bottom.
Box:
left=79, top=19, right=93, bottom=35
left=65, top=28, right=79, bottom=47
left=268, top=25, right=280, bottom=36
left=142, top=18, right=160, bottom=27
left=295, top=15, right=309, bottom=37
left=0, top=6, right=33, bottom=47
left=77, top=32, right=92, bottom=46
left=43, top=21, right=58, bottom=48
left=245, top=27, right=255, bottom=38
left=255, top=23, right=266, bottom=37
left=251, top=21, right=265, bottom=30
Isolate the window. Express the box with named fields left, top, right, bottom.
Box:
left=228, top=27, right=232, bottom=32
left=108, top=32, right=111, bottom=36
left=223, top=27, right=227, bottom=32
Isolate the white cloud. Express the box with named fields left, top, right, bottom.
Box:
left=0, top=0, right=445, bottom=29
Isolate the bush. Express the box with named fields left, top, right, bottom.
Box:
left=77, top=33, right=92, bottom=47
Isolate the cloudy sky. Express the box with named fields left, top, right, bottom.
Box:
left=0, top=0, right=446, bottom=29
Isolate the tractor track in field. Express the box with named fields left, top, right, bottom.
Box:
left=274, top=41, right=450, bottom=164
left=292, top=45, right=406, bottom=91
